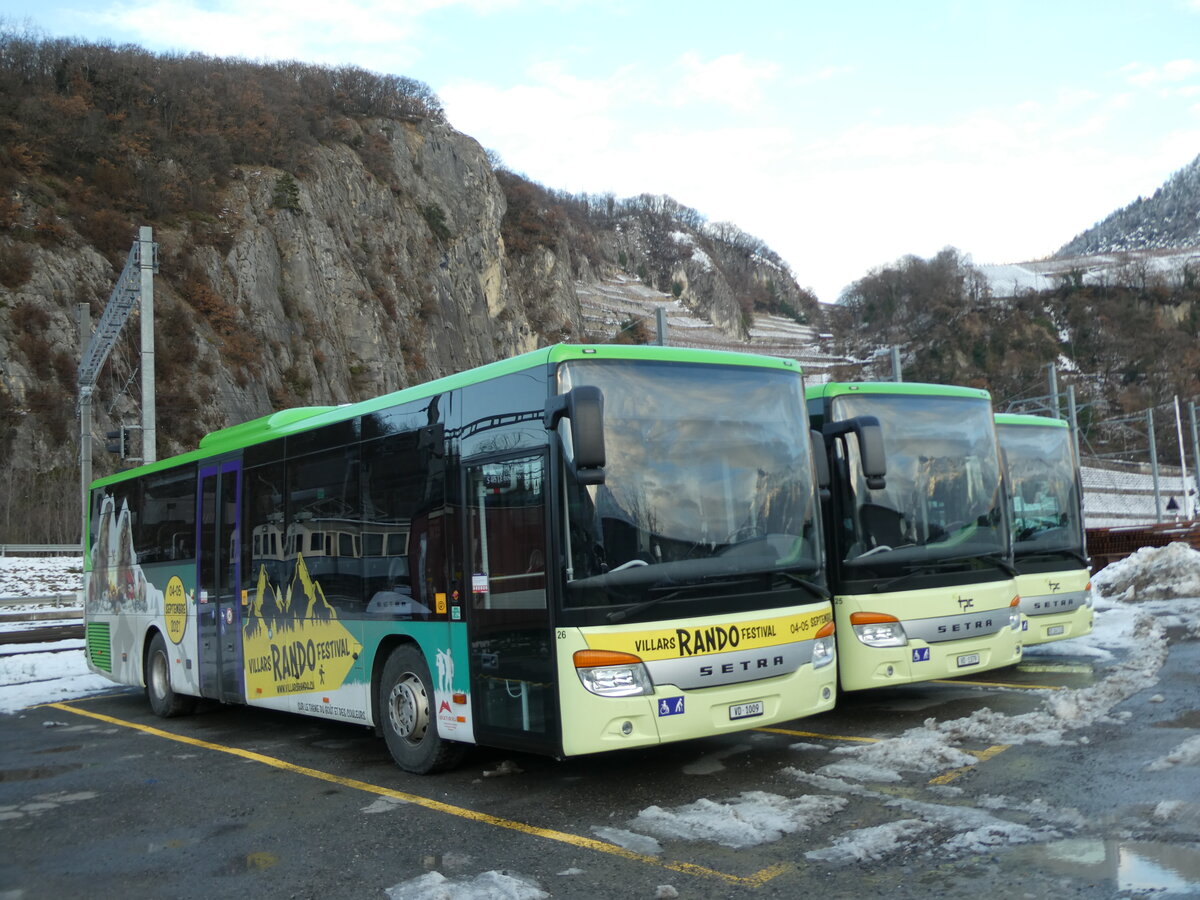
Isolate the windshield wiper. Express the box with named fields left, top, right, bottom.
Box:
left=868, top=553, right=1014, bottom=593
left=773, top=571, right=831, bottom=602
left=1015, top=548, right=1090, bottom=568
left=605, top=577, right=757, bottom=624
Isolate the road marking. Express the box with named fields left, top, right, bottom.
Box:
left=46, top=702, right=786, bottom=888
left=928, top=744, right=1009, bottom=785
left=754, top=726, right=879, bottom=743
left=930, top=678, right=1064, bottom=691
left=1017, top=662, right=1094, bottom=675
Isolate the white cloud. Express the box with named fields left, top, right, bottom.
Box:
left=84, top=0, right=471, bottom=65
left=1121, top=59, right=1200, bottom=91
left=669, top=51, right=781, bottom=110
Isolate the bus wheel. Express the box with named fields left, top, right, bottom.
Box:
left=380, top=645, right=465, bottom=774
left=145, top=632, right=195, bottom=718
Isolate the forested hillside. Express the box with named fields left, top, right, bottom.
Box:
left=830, top=246, right=1200, bottom=458
left=0, top=29, right=818, bottom=541
left=1057, top=153, right=1200, bottom=256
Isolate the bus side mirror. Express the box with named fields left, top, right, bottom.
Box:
left=545, top=386, right=606, bottom=485
left=810, top=429, right=831, bottom=501
left=824, top=415, right=886, bottom=490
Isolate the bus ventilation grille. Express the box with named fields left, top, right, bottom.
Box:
left=86, top=622, right=112, bottom=673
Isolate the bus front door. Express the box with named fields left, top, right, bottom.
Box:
left=197, top=459, right=244, bottom=703
left=465, top=454, right=559, bottom=754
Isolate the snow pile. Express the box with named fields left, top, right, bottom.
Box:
left=0, top=643, right=114, bottom=714
left=805, top=819, right=933, bottom=862
left=819, top=729, right=978, bottom=782
left=791, top=772, right=1064, bottom=862
left=384, top=871, right=547, bottom=900
left=1092, top=542, right=1200, bottom=602
left=0, top=555, right=82, bottom=597
left=628, top=791, right=847, bottom=849
left=1147, top=734, right=1200, bottom=772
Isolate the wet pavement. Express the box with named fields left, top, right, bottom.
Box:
left=0, top=634, right=1197, bottom=899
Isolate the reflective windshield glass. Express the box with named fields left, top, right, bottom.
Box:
left=832, top=393, right=1008, bottom=569
left=558, top=359, right=822, bottom=614
left=996, top=423, right=1085, bottom=557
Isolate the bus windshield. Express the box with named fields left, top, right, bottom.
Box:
left=557, top=360, right=822, bottom=617
left=997, top=423, right=1085, bottom=560
left=833, top=393, right=1008, bottom=574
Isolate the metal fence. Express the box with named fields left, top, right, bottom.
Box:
left=0, top=544, right=82, bottom=556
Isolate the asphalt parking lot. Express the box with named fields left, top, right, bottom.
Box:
left=4, top=634, right=1197, bottom=900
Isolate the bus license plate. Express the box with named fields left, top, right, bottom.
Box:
left=1047, top=625, right=1065, bottom=636
left=729, top=701, right=764, bottom=721
left=957, top=653, right=981, bottom=668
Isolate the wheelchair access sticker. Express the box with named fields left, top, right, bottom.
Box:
left=912, top=647, right=931, bottom=663
left=658, top=697, right=685, bottom=716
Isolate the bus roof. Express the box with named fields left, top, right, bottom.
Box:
left=806, top=381, right=991, bottom=402
left=994, top=413, right=1069, bottom=430
left=92, top=343, right=801, bottom=489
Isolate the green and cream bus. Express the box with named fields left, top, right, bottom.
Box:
left=85, top=344, right=837, bottom=773
left=806, top=382, right=1023, bottom=691
left=995, top=413, right=1094, bottom=645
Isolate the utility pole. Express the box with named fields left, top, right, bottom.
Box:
left=1067, top=385, right=1081, bottom=466
left=1191, top=401, right=1200, bottom=519
left=78, top=303, right=91, bottom=549
left=1047, top=364, right=1060, bottom=418
left=890, top=346, right=902, bottom=383
left=1148, top=407, right=1162, bottom=523
left=139, top=226, right=157, bottom=463
left=655, top=307, right=668, bottom=347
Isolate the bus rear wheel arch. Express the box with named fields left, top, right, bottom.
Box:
left=378, top=644, right=465, bottom=774
left=144, top=631, right=196, bottom=718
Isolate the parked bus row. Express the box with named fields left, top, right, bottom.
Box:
left=83, top=344, right=1092, bottom=773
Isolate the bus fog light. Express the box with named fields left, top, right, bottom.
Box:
left=1009, top=610, right=1022, bottom=630
left=811, top=636, right=836, bottom=669
left=885, top=665, right=894, bottom=677
left=821, top=686, right=832, bottom=701
left=621, top=720, right=633, bottom=735
left=852, top=622, right=907, bottom=648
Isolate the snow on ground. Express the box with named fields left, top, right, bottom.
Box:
left=1, top=555, right=112, bottom=714
left=384, top=870, right=549, bottom=900
left=602, top=542, right=1200, bottom=864
left=0, top=554, right=82, bottom=598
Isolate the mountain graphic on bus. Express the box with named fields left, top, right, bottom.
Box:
left=245, top=553, right=338, bottom=640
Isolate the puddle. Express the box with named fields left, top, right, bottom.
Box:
left=35, top=745, right=82, bottom=755
left=1155, top=709, right=1200, bottom=729
left=1020, top=838, right=1200, bottom=895
left=218, top=852, right=278, bottom=875
left=0, top=763, right=82, bottom=782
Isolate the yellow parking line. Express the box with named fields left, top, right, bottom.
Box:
left=754, top=726, right=879, bottom=744
left=930, top=678, right=1064, bottom=691
left=46, top=702, right=787, bottom=888
left=928, top=744, right=1009, bottom=785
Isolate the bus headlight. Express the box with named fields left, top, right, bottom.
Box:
left=849, top=612, right=907, bottom=647
left=1084, top=583, right=1094, bottom=608
left=573, top=650, right=653, bottom=697
left=1009, top=595, right=1022, bottom=630
left=812, top=621, right=836, bottom=669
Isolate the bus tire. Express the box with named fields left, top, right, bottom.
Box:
left=379, top=644, right=465, bottom=774
left=145, top=632, right=196, bottom=718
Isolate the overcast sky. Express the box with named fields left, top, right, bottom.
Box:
left=7, top=0, right=1200, bottom=302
